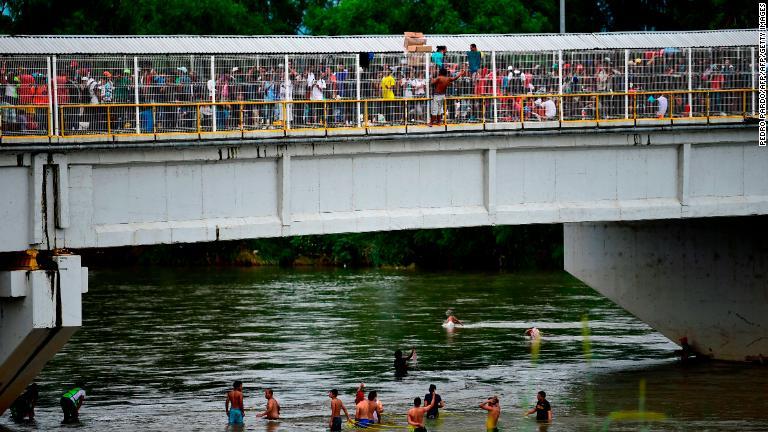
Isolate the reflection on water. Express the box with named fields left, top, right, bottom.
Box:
left=2, top=268, right=767, bottom=431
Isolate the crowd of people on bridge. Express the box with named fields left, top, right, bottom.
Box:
left=0, top=44, right=755, bottom=136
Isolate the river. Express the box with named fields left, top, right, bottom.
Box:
left=1, top=268, right=766, bottom=431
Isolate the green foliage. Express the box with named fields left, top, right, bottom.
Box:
left=303, top=0, right=554, bottom=35
left=0, top=0, right=752, bottom=37
left=80, top=226, right=564, bottom=271
left=0, top=0, right=306, bottom=34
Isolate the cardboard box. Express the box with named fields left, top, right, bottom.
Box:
left=404, top=37, right=427, bottom=46
left=404, top=32, right=424, bottom=38
left=407, top=54, right=426, bottom=67
left=407, top=45, right=433, bottom=52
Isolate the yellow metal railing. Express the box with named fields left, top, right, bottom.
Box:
left=0, top=89, right=756, bottom=140
left=0, top=104, right=51, bottom=139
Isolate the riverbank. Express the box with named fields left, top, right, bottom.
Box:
left=78, top=225, right=564, bottom=270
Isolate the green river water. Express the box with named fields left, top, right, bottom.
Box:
left=1, top=268, right=766, bottom=431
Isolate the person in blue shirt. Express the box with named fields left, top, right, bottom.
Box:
left=467, top=44, right=482, bottom=77
left=431, top=46, right=447, bottom=69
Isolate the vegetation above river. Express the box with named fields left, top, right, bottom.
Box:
left=80, top=225, right=564, bottom=270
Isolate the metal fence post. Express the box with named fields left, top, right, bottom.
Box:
left=211, top=55, right=217, bottom=132
left=491, top=51, right=498, bottom=123
left=425, top=52, right=431, bottom=123
left=356, top=54, right=362, bottom=128
left=687, top=48, right=693, bottom=117
left=624, top=49, right=629, bottom=119
left=133, top=56, right=140, bottom=134
left=285, top=54, right=291, bottom=130
left=558, top=50, right=564, bottom=121
left=751, top=46, right=756, bottom=116
left=48, top=56, right=57, bottom=136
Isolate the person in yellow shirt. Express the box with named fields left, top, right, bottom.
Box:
left=380, top=68, right=396, bottom=100
left=379, top=68, right=397, bottom=123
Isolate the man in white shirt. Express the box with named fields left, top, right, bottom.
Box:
left=307, top=71, right=326, bottom=125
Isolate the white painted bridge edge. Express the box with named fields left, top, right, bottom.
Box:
left=0, top=126, right=763, bottom=252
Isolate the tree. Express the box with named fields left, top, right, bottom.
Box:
left=0, top=0, right=307, bottom=35
left=303, top=0, right=554, bottom=35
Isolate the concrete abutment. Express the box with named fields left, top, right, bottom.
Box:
left=564, top=216, right=768, bottom=362
left=0, top=254, right=87, bottom=415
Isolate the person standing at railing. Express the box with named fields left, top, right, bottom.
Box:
left=431, top=46, right=446, bottom=70
left=80, top=75, right=100, bottom=132
left=380, top=67, right=396, bottom=124
left=100, top=71, right=113, bottom=132
left=263, top=71, right=277, bottom=127
left=705, top=64, right=724, bottom=116
left=412, top=73, right=427, bottom=123
left=1, top=62, right=19, bottom=106
left=400, top=69, right=415, bottom=122
left=279, top=71, right=294, bottom=126
left=307, top=69, right=326, bottom=126
left=429, top=67, right=464, bottom=126
left=113, top=69, right=132, bottom=130
left=335, top=63, right=350, bottom=125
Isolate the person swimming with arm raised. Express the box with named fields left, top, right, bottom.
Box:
left=355, top=391, right=379, bottom=427
left=407, top=391, right=438, bottom=432
left=394, top=348, right=416, bottom=377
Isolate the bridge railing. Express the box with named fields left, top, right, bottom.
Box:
left=4, top=88, right=745, bottom=140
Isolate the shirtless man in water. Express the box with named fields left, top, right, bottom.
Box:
left=257, top=388, right=280, bottom=420
left=407, top=391, right=437, bottom=432
left=225, top=380, right=245, bottom=425
left=479, top=396, right=501, bottom=432
left=355, top=391, right=380, bottom=427
left=328, top=389, right=350, bottom=431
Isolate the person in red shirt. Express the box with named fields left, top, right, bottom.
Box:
left=708, top=65, right=725, bottom=114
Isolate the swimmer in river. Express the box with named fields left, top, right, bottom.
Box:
left=257, top=388, right=280, bottom=420
left=9, top=383, right=38, bottom=422
left=60, top=385, right=86, bottom=424
left=525, top=327, right=541, bottom=341
left=424, top=384, right=445, bottom=419
left=373, top=394, right=384, bottom=423
left=525, top=391, right=552, bottom=422
left=355, top=383, right=366, bottom=404
left=394, top=348, right=416, bottom=377
left=355, top=391, right=380, bottom=427
left=407, top=391, right=438, bottom=432
left=225, top=380, right=245, bottom=425
left=444, top=309, right=463, bottom=326
left=328, top=389, right=350, bottom=431
left=479, top=396, right=501, bottom=432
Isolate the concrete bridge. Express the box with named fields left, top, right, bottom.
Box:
left=1, top=30, right=765, bottom=414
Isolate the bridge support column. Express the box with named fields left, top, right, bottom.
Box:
left=0, top=254, right=87, bottom=415
left=564, top=217, right=768, bottom=362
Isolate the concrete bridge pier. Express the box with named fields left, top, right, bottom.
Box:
left=564, top=216, right=768, bottom=362
left=0, top=254, right=87, bottom=415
